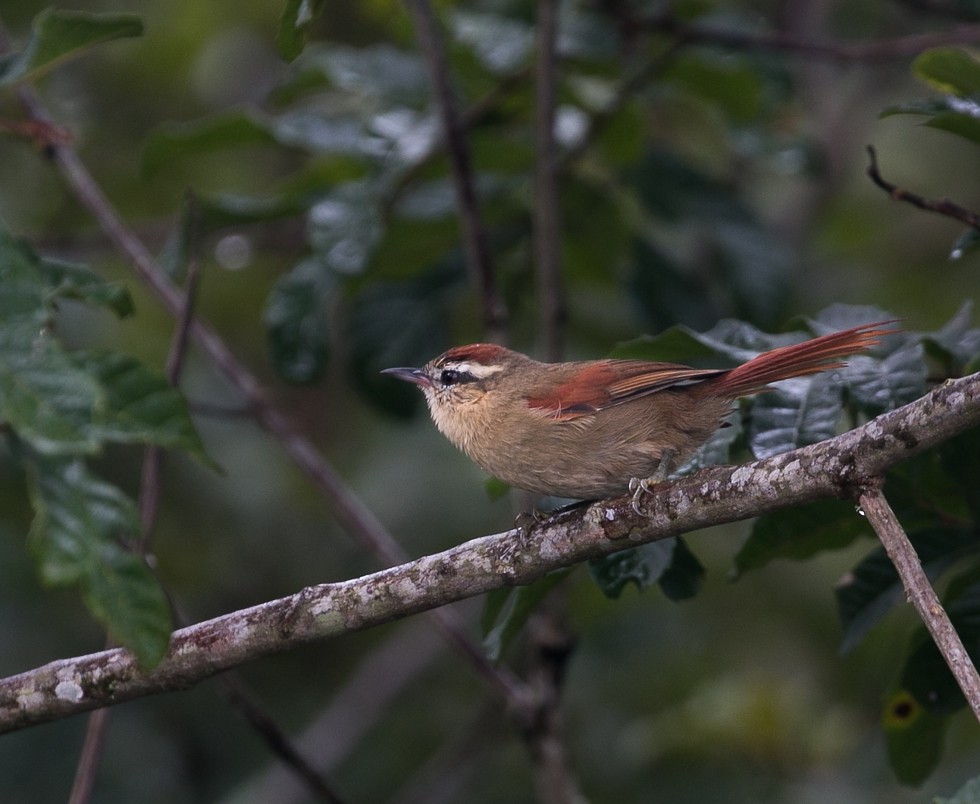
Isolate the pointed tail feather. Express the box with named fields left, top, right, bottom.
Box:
left=712, top=321, right=898, bottom=397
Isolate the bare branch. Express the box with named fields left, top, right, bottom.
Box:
left=3, top=372, right=978, bottom=734
left=867, top=145, right=980, bottom=230
left=856, top=484, right=980, bottom=721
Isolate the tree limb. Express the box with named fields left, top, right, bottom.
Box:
left=2, top=372, right=979, bottom=734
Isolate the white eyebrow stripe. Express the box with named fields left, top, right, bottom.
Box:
left=449, top=361, right=504, bottom=379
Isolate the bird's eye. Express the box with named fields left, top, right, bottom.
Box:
left=440, top=369, right=462, bottom=386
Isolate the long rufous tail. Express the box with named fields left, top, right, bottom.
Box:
left=713, top=322, right=897, bottom=397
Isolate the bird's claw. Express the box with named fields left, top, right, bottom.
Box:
left=629, top=476, right=655, bottom=516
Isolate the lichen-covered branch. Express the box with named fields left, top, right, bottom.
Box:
left=2, top=373, right=979, bottom=734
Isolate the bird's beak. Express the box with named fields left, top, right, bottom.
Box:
left=381, top=366, right=432, bottom=387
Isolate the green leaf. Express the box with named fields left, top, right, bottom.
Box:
left=481, top=570, right=570, bottom=662
left=590, top=542, right=674, bottom=599
left=0, top=229, right=207, bottom=460
left=882, top=573, right=980, bottom=785
left=277, top=0, right=326, bottom=62
left=924, top=110, right=980, bottom=146
left=883, top=688, right=947, bottom=786
left=308, top=183, right=383, bottom=276
left=0, top=353, right=103, bottom=455
left=663, top=51, right=764, bottom=122
left=27, top=457, right=172, bottom=667
left=450, top=10, right=533, bottom=74
left=303, top=43, right=430, bottom=105
left=77, top=351, right=210, bottom=459
left=82, top=543, right=172, bottom=668
left=37, top=257, right=133, bottom=317
left=589, top=537, right=703, bottom=600
left=141, top=111, right=279, bottom=177
left=0, top=232, right=114, bottom=454
left=656, top=537, right=706, bottom=601
left=836, top=529, right=980, bottom=655
left=264, top=259, right=335, bottom=384
left=912, top=48, right=980, bottom=96
left=922, top=302, right=980, bottom=373
left=734, top=499, right=868, bottom=578
left=746, top=373, right=842, bottom=459
left=0, top=9, right=142, bottom=87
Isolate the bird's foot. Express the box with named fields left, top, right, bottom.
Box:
left=629, top=449, right=676, bottom=516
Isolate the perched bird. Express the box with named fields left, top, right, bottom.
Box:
left=382, top=322, right=891, bottom=501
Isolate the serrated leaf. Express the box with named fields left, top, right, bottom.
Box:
left=0, top=356, right=103, bottom=455
left=481, top=570, right=570, bottom=662
left=27, top=457, right=139, bottom=584
left=83, top=543, right=172, bottom=667
left=912, top=48, right=980, bottom=96
left=734, top=499, right=868, bottom=579
left=277, top=0, right=326, bottom=62
left=76, top=351, right=210, bottom=459
left=27, top=457, right=171, bottom=667
left=264, top=259, right=335, bottom=384
left=0, top=9, right=142, bottom=87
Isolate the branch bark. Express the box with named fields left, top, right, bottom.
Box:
left=2, top=373, right=979, bottom=734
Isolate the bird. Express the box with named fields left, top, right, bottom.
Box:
left=382, top=322, right=892, bottom=503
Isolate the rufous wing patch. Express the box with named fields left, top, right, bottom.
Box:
left=525, top=360, right=724, bottom=419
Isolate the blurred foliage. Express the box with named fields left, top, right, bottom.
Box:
left=3, top=0, right=980, bottom=802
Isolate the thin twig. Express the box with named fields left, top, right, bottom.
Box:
left=534, top=0, right=565, bottom=362
left=217, top=676, right=349, bottom=804
left=66, top=708, right=110, bottom=804
left=3, top=371, right=978, bottom=733
left=866, top=145, right=980, bottom=230
left=856, top=483, right=980, bottom=721
left=403, top=0, right=508, bottom=342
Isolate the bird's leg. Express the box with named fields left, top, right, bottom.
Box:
left=630, top=448, right=677, bottom=515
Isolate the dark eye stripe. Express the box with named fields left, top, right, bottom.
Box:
left=440, top=368, right=476, bottom=386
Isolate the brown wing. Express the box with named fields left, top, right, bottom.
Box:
left=525, top=360, right=725, bottom=420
